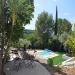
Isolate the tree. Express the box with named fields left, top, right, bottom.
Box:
left=58, top=18, right=72, bottom=35
left=35, top=11, right=54, bottom=48
left=4, top=0, right=34, bottom=64
left=5, top=0, right=34, bottom=43
left=18, top=38, right=31, bottom=48
left=59, top=32, right=69, bottom=44
left=8, top=0, right=34, bottom=25
left=5, top=0, right=34, bottom=54
left=26, top=32, right=37, bottom=48
left=0, top=0, right=34, bottom=75
left=64, top=36, right=75, bottom=56
left=54, top=6, right=58, bottom=35
left=12, top=25, right=24, bottom=43
left=0, top=0, right=8, bottom=74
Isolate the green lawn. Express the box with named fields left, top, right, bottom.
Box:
left=51, top=52, right=65, bottom=65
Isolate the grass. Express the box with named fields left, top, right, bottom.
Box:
left=52, top=56, right=64, bottom=65
left=55, top=51, right=64, bottom=55
left=51, top=51, right=65, bottom=65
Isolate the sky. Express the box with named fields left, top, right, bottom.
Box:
left=25, top=0, right=75, bottom=30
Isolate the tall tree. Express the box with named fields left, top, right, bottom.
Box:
left=0, top=0, right=34, bottom=74
left=8, top=0, right=34, bottom=25
left=0, top=0, right=7, bottom=75
left=35, top=11, right=54, bottom=48
left=5, top=0, right=34, bottom=50
left=54, top=6, right=58, bottom=35
left=4, top=0, right=34, bottom=62
left=58, top=18, right=72, bottom=35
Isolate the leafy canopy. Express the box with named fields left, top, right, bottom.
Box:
left=35, top=11, right=54, bottom=48
left=8, top=0, right=34, bottom=25
left=64, top=36, right=75, bottom=56
left=58, top=18, right=72, bottom=35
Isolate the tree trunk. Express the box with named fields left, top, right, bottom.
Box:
left=4, top=40, right=10, bottom=63
left=0, top=50, right=2, bottom=75
left=0, top=0, right=7, bottom=74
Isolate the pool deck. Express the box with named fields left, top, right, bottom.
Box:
left=26, top=49, right=58, bottom=60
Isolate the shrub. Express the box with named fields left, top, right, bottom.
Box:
left=47, top=58, right=53, bottom=66
left=50, top=39, right=61, bottom=51
left=59, top=32, right=69, bottom=43
left=18, top=38, right=31, bottom=48
left=64, top=36, right=75, bottom=56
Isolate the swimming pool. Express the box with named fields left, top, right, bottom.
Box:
left=37, top=49, right=53, bottom=57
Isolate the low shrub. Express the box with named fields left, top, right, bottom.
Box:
left=50, top=39, right=61, bottom=51
left=64, top=36, right=75, bottom=56
left=47, top=58, right=53, bottom=67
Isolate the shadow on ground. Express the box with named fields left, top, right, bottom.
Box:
left=39, top=62, right=67, bottom=75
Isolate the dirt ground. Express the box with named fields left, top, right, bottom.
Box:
left=54, top=67, right=75, bottom=75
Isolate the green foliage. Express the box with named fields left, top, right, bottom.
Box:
left=35, top=11, right=71, bottom=50
left=18, top=38, right=31, bottom=48
left=47, top=58, right=53, bottom=66
left=12, top=25, right=24, bottom=42
left=5, top=0, right=34, bottom=49
left=58, top=18, right=72, bottom=35
left=52, top=55, right=64, bottom=65
left=48, top=52, right=64, bottom=66
left=35, top=11, right=54, bottom=48
left=50, top=39, right=61, bottom=51
left=8, top=0, right=34, bottom=25
left=5, top=0, right=34, bottom=42
left=54, top=6, right=58, bottom=35
left=34, top=38, right=44, bottom=49
left=25, top=32, right=38, bottom=48
left=59, top=32, right=69, bottom=43
left=72, top=24, right=75, bottom=31
left=12, top=42, right=18, bottom=48
left=71, top=31, right=75, bottom=37
left=64, top=36, right=75, bottom=56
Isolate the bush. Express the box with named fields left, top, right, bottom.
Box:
left=47, top=58, right=53, bottom=66
left=50, top=39, right=61, bottom=51
left=18, top=38, right=31, bottom=48
left=12, top=42, right=19, bottom=48
left=64, top=36, right=75, bottom=56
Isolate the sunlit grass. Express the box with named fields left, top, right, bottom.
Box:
left=51, top=51, right=65, bottom=65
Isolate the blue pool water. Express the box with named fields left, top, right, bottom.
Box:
left=38, top=49, right=53, bottom=57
